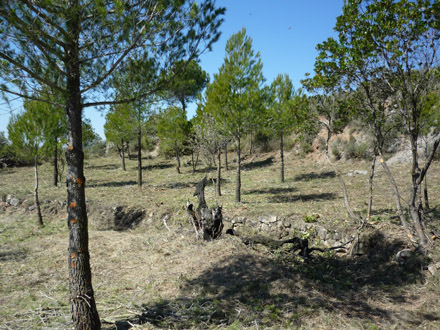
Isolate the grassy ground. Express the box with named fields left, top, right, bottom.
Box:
left=1, top=150, right=440, bottom=329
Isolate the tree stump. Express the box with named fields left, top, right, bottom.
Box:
left=186, top=176, right=224, bottom=240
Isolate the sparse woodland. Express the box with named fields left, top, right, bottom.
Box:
left=1, top=0, right=440, bottom=329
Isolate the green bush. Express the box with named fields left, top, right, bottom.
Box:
left=344, top=140, right=370, bottom=160
left=331, top=139, right=342, bottom=160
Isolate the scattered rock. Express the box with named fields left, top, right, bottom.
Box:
left=315, top=225, right=328, bottom=240
left=258, top=215, right=277, bottom=224
left=354, top=170, right=368, bottom=175
left=428, top=263, right=440, bottom=276
left=9, top=198, right=21, bottom=207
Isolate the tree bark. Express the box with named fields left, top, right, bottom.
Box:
left=423, top=175, right=430, bottom=210
left=34, top=155, right=43, bottom=227
left=378, top=153, right=409, bottom=228
left=127, top=141, right=131, bottom=160
left=235, top=137, right=241, bottom=203
left=224, top=142, right=228, bottom=170
left=408, top=133, right=428, bottom=247
left=65, top=6, right=101, bottom=325
left=423, top=142, right=430, bottom=210
left=280, top=133, right=285, bottom=183
left=175, top=141, right=181, bottom=174
left=249, top=133, right=254, bottom=155
left=137, top=130, right=142, bottom=187
left=217, top=148, right=222, bottom=197
left=367, top=155, right=377, bottom=221
left=53, top=137, right=58, bottom=186
left=121, top=138, right=126, bottom=171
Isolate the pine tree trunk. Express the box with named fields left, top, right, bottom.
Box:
left=34, top=155, right=43, bottom=227
left=127, top=141, right=131, bottom=160
left=137, top=130, right=142, bottom=187
left=53, top=137, right=58, bottom=186
left=121, top=138, right=126, bottom=171
left=366, top=155, right=377, bottom=221
left=217, top=148, right=222, bottom=197
left=65, top=3, right=101, bottom=327
left=249, top=133, right=253, bottom=155
left=280, top=133, right=285, bottom=183
left=235, top=137, right=241, bottom=203
left=175, top=142, right=181, bottom=174
left=224, top=143, right=228, bottom=171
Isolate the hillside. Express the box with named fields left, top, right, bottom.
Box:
left=1, top=150, right=440, bottom=329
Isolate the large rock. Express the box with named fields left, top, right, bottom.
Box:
left=6, top=195, right=21, bottom=207
left=258, top=215, right=277, bottom=224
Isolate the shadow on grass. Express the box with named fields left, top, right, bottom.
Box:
left=86, top=164, right=119, bottom=170
left=244, top=187, right=298, bottom=195
left=113, top=206, right=145, bottom=231
left=293, top=171, right=336, bottom=181
left=153, top=182, right=194, bottom=189
left=88, top=180, right=138, bottom=188
left=0, top=250, right=26, bottom=261
left=142, top=163, right=174, bottom=171
left=269, top=192, right=337, bottom=203
left=109, top=231, right=433, bottom=329
left=243, top=157, right=274, bottom=170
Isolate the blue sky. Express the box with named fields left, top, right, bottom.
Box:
left=0, top=0, right=343, bottom=139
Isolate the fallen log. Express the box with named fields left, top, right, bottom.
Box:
left=226, top=228, right=352, bottom=258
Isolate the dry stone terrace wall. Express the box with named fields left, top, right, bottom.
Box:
left=225, top=214, right=355, bottom=248
left=1, top=194, right=353, bottom=248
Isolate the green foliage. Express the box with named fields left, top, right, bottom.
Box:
left=344, top=139, right=370, bottom=160
left=163, top=60, right=209, bottom=111
left=303, top=214, right=318, bottom=223
left=104, top=103, right=139, bottom=153
left=7, top=100, right=54, bottom=162
left=203, top=28, right=265, bottom=142
left=0, top=1, right=225, bottom=107
left=157, top=106, right=190, bottom=157
left=82, top=117, right=100, bottom=149
left=268, top=74, right=308, bottom=139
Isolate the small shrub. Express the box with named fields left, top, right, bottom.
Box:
left=344, top=140, right=370, bottom=160
left=303, top=213, right=318, bottom=223
left=317, top=136, right=327, bottom=151
left=331, top=140, right=342, bottom=160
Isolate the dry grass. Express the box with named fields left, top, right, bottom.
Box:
left=1, top=150, right=440, bottom=329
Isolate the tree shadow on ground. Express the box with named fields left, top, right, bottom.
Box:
left=108, top=231, right=434, bottom=329
left=244, top=187, right=298, bottom=195
left=153, top=182, right=194, bottom=189
left=293, top=171, right=336, bottom=181
left=86, top=164, right=119, bottom=170
left=269, top=192, right=337, bottom=203
left=88, top=180, right=138, bottom=188
left=0, top=249, right=26, bottom=261
left=142, top=163, right=174, bottom=171
left=243, top=157, right=274, bottom=170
